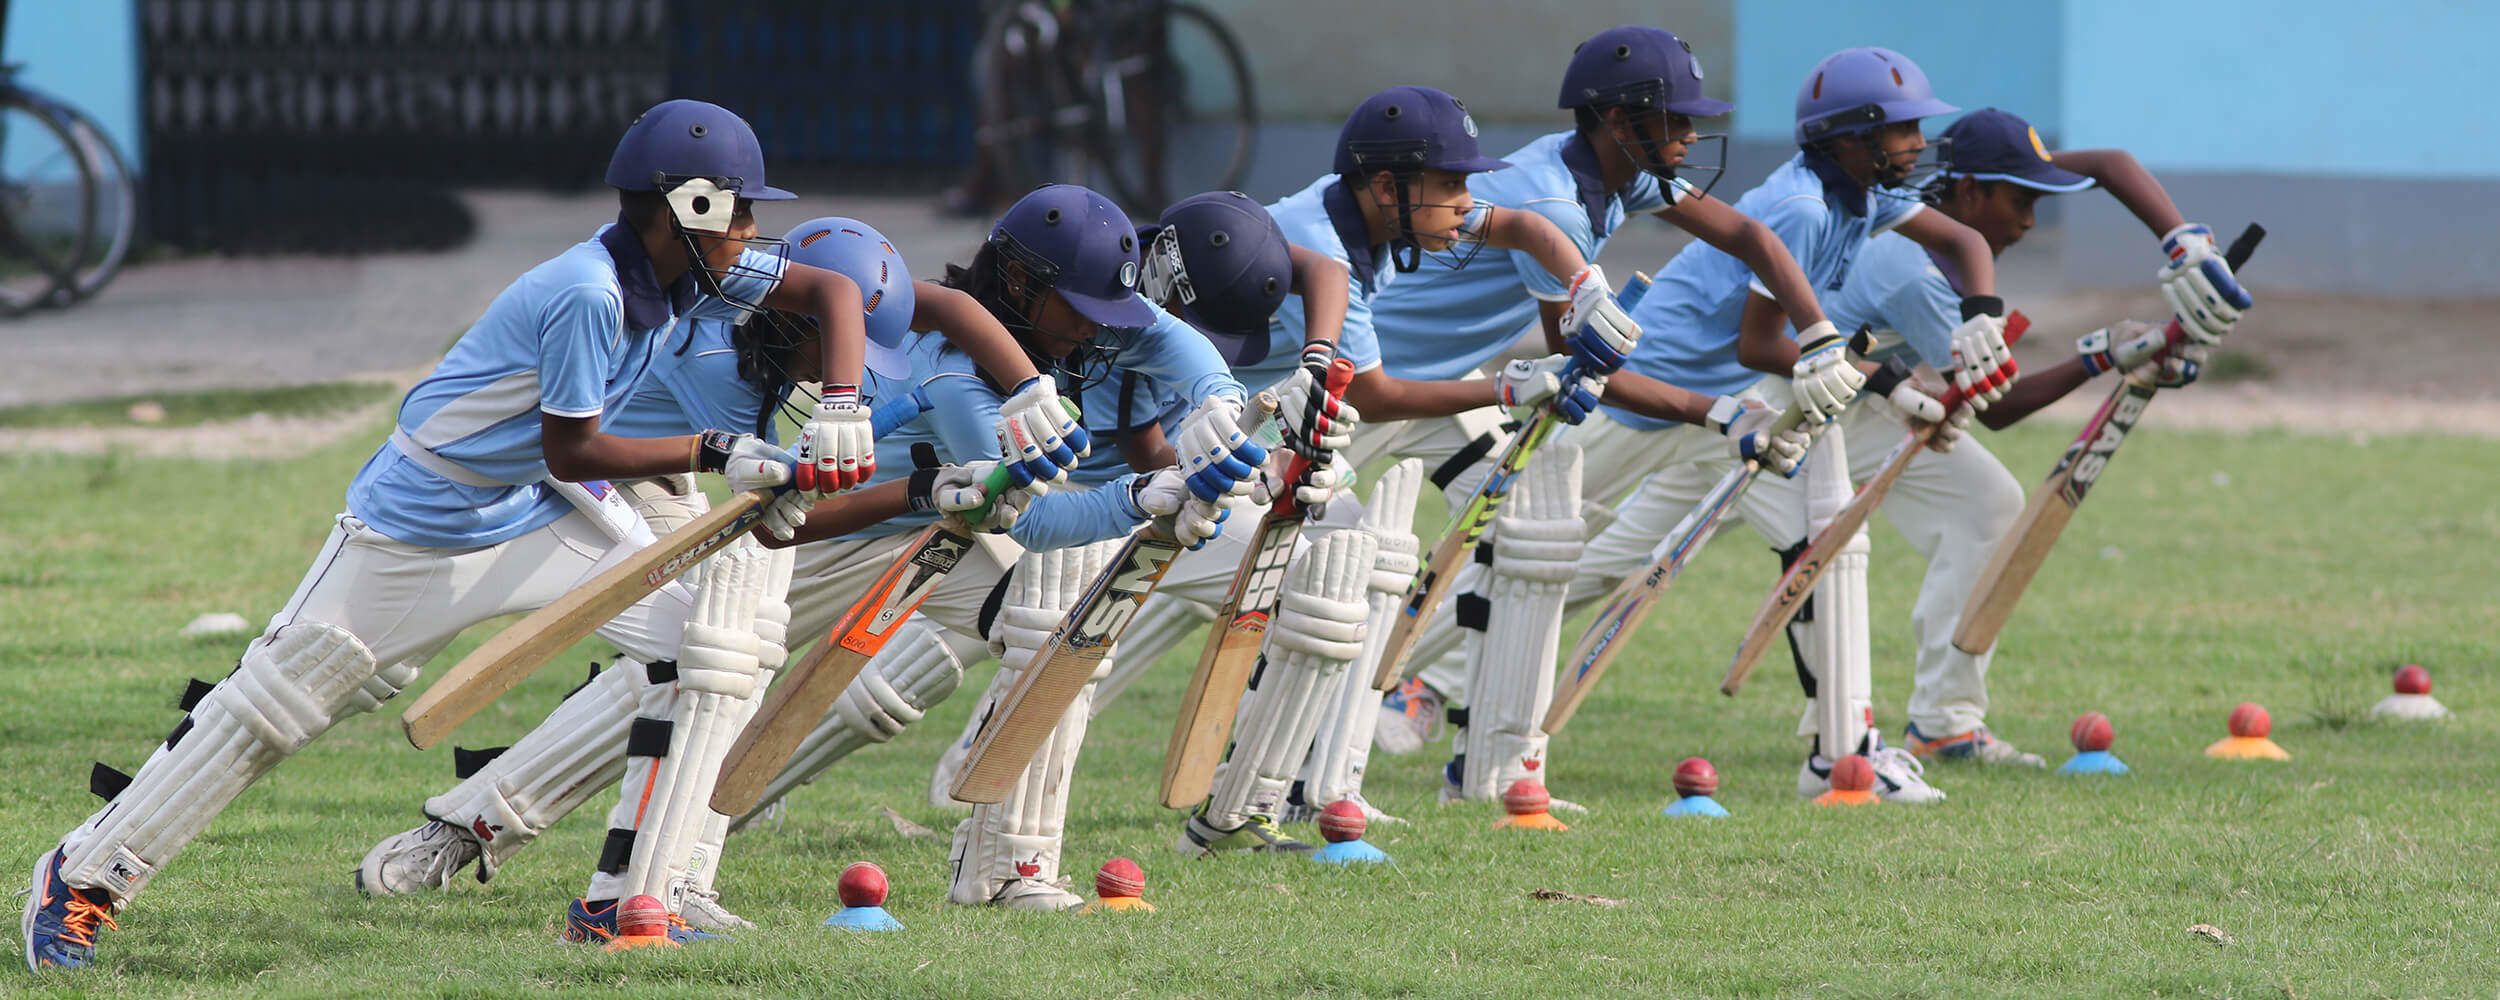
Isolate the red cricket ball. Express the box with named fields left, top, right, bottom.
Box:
left=2394, top=664, right=2432, bottom=696
left=2069, top=712, right=2116, bottom=752
left=837, top=861, right=888, bottom=908
left=1317, top=799, right=1368, bottom=843
left=1827, top=754, right=1876, bottom=793
left=2228, top=702, right=2271, bottom=739
left=1501, top=778, right=1550, bottom=816
left=1672, top=757, right=1719, bottom=798
left=617, top=894, right=669, bottom=938
left=1095, top=857, right=1145, bottom=899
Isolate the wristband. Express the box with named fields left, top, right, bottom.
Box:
left=1704, top=395, right=1745, bottom=433
left=1960, top=295, right=2004, bottom=321
left=827, top=383, right=861, bottom=407
left=694, top=429, right=737, bottom=473
left=1861, top=358, right=1915, bottom=399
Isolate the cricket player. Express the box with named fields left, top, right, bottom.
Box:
left=1816, top=107, right=2253, bottom=766
left=18, top=99, right=1080, bottom=970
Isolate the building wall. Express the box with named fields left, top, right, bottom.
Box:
left=4, top=0, right=143, bottom=160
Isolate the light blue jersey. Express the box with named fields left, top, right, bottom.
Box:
left=1255, top=176, right=1388, bottom=390
left=345, top=221, right=783, bottom=548
left=1605, top=151, right=1925, bottom=429
left=853, top=295, right=1245, bottom=552
left=604, top=317, right=774, bottom=441
left=1822, top=232, right=1961, bottom=371
left=1371, top=131, right=1690, bottom=381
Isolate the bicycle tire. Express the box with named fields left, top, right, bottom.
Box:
left=53, top=102, right=137, bottom=304
left=1088, top=2, right=1256, bottom=210
left=973, top=2, right=1091, bottom=202
left=0, top=87, right=93, bottom=317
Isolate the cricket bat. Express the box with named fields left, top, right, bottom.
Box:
left=1717, top=312, right=2033, bottom=696
left=1158, top=358, right=1355, bottom=809
left=949, top=393, right=1278, bottom=805
left=1370, top=271, right=1652, bottom=691
left=1951, top=224, right=2263, bottom=655
left=402, top=393, right=967, bottom=751
left=708, top=519, right=981, bottom=816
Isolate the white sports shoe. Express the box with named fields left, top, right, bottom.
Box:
left=983, top=877, right=1083, bottom=912
left=1372, top=679, right=1444, bottom=756
left=677, top=885, right=754, bottom=931
left=1795, top=746, right=1948, bottom=805
left=356, top=820, right=484, bottom=896
left=1281, top=790, right=1406, bottom=826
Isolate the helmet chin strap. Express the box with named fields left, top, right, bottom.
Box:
left=1386, top=176, right=1423, bottom=273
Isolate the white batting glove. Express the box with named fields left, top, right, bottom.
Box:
left=1561, top=265, right=1639, bottom=373
left=2076, top=319, right=2169, bottom=377
left=1275, top=345, right=1359, bottom=457
left=1261, top=450, right=1354, bottom=514
left=996, top=377, right=1083, bottom=494
left=905, top=444, right=1024, bottom=533
left=1947, top=296, right=2013, bottom=410
left=1707, top=396, right=1809, bottom=476
left=1923, top=406, right=1972, bottom=454
left=2152, top=342, right=2209, bottom=389
left=1126, top=468, right=1235, bottom=550
left=1788, top=328, right=1865, bottom=424
left=1173, top=394, right=1266, bottom=504
left=792, top=387, right=876, bottom=495
left=1495, top=354, right=1572, bottom=409
left=696, top=432, right=805, bottom=540
left=1860, top=357, right=1947, bottom=423
left=2158, top=223, right=2253, bottom=345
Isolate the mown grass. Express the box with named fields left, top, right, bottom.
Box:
left=2, top=416, right=2494, bottom=998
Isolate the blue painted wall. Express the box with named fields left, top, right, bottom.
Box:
left=1731, top=0, right=2061, bottom=144
left=3, top=0, right=142, bottom=161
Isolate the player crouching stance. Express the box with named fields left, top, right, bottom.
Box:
left=18, top=99, right=924, bottom=971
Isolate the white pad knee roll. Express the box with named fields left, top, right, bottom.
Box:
left=1205, top=528, right=1376, bottom=827
left=732, top=619, right=977, bottom=828
left=1299, top=459, right=1423, bottom=808
left=1454, top=444, right=1585, bottom=800
left=63, top=622, right=392, bottom=900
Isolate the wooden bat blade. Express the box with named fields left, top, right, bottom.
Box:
left=1720, top=430, right=1922, bottom=696
left=1160, top=515, right=1300, bottom=808
left=1544, top=462, right=1753, bottom=731
left=1952, top=376, right=2157, bottom=654
left=400, top=491, right=767, bottom=750
left=710, top=524, right=975, bottom=817
left=1368, top=506, right=1483, bottom=691
left=952, top=533, right=1185, bottom=804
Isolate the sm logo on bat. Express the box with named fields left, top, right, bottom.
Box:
left=2056, top=384, right=2154, bottom=505
left=1069, top=541, right=1182, bottom=647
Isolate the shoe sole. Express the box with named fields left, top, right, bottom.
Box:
left=22, top=850, right=49, bottom=973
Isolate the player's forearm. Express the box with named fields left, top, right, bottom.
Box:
left=1009, top=480, right=1149, bottom=550
left=1979, top=356, right=2094, bottom=429
left=1595, top=370, right=1715, bottom=426
left=918, top=283, right=1045, bottom=387
left=1679, top=199, right=1829, bottom=329
left=1898, top=211, right=1996, bottom=297
left=2050, top=149, right=2184, bottom=238
left=541, top=415, right=709, bottom=482
left=1120, top=424, right=1177, bottom=473
left=765, top=479, right=914, bottom=547
left=1288, top=246, right=1350, bottom=349
left=1343, top=367, right=1497, bottom=422
left=765, top=265, right=869, bottom=390
left=1735, top=293, right=1800, bottom=375
left=1483, top=207, right=1588, bottom=283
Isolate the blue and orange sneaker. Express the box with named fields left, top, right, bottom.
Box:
left=1904, top=723, right=2045, bottom=768
left=23, top=847, right=116, bottom=972
left=560, top=897, right=717, bottom=947
left=1373, top=679, right=1444, bottom=755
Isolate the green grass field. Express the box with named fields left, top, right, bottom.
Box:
left=3, top=416, right=2495, bottom=998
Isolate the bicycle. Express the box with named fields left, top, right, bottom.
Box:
left=0, top=63, right=138, bottom=316
left=970, top=0, right=1256, bottom=212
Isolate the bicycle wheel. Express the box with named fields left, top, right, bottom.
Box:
left=1088, top=2, right=1256, bottom=211
left=54, top=103, right=136, bottom=303
left=0, top=88, right=91, bottom=316
left=973, top=2, right=1091, bottom=200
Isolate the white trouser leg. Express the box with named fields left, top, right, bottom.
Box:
left=947, top=540, right=1119, bottom=906
left=730, top=619, right=984, bottom=828
left=1088, top=595, right=1216, bottom=716
left=1451, top=444, right=1586, bottom=799
left=1202, top=527, right=1377, bottom=827
left=58, top=505, right=688, bottom=902
left=1296, top=459, right=1424, bottom=808
left=1797, top=424, right=1872, bottom=754
left=1838, top=403, right=2026, bottom=736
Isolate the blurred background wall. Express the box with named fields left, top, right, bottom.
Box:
left=12, top=0, right=2493, bottom=296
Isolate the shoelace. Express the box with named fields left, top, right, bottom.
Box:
left=1871, top=746, right=1927, bottom=781
left=58, top=896, right=118, bottom=950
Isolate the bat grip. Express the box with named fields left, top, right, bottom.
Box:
left=1274, top=358, right=1356, bottom=517
left=1934, top=310, right=2033, bottom=412
left=2158, top=222, right=2266, bottom=349
left=959, top=398, right=1081, bottom=525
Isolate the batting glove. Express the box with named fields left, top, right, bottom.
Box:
left=2158, top=223, right=2253, bottom=345
left=1561, top=264, right=1639, bottom=373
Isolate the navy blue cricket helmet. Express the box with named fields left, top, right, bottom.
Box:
left=1141, top=191, right=1291, bottom=366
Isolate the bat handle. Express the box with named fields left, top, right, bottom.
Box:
left=1274, top=358, right=1356, bottom=517
left=959, top=398, right=1081, bottom=525
left=1934, top=310, right=2033, bottom=412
